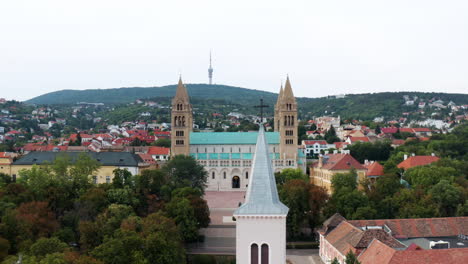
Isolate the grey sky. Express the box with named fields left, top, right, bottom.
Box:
left=1, top=0, right=467, bottom=101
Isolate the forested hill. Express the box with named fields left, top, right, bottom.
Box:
left=26, top=84, right=468, bottom=120
left=26, top=84, right=278, bottom=105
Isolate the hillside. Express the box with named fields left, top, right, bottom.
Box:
left=25, top=84, right=468, bottom=121
left=26, top=84, right=278, bottom=105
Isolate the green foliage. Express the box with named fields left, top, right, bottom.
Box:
left=331, top=258, right=340, bottom=264
left=347, top=141, right=392, bottom=163
left=28, top=237, right=68, bottom=257
left=332, top=170, right=358, bottom=192
left=152, top=138, right=171, bottom=148
left=162, top=155, right=207, bottom=193
left=345, top=250, right=361, bottom=264
left=405, top=165, right=458, bottom=188
left=164, top=197, right=199, bottom=242
left=325, top=126, right=340, bottom=144
left=279, top=179, right=310, bottom=238
left=275, top=168, right=308, bottom=186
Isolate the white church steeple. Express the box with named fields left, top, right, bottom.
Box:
left=234, top=124, right=289, bottom=263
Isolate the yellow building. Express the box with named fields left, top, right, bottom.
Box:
left=310, top=152, right=367, bottom=194
left=0, top=152, right=13, bottom=175
left=11, top=151, right=142, bottom=184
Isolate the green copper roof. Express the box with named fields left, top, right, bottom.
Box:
left=190, top=132, right=280, bottom=145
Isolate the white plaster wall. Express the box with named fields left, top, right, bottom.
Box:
left=236, top=216, right=287, bottom=264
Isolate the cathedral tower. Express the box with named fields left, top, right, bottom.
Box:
left=171, top=77, right=193, bottom=156
left=277, top=76, right=298, bottom=162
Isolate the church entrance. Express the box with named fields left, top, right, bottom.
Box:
left=232, top=176, right=240, bottom=188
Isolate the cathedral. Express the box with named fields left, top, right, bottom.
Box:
left=170, top=77, right=306, bottom=191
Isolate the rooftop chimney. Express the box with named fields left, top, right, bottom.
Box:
left=404, top=154, right=408, bottom=160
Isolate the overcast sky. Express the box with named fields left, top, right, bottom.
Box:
left=1, top=0, right=467, bottom=101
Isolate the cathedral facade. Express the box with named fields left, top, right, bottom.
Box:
left=170, top=77, right=305, bottom=191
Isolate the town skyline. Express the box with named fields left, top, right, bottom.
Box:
left=2, top=0, right=468, bottom=101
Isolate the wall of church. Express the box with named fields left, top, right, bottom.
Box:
left=190, top=144, right=299, bottom=191
left=236, top=216, right=287, bottom=264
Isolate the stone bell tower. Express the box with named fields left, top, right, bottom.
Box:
left=170, top=77, right=192, bottom=156
left=277, top=76, right=298, bottom=162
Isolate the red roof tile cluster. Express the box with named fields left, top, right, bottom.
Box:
left=138, top=154, right=156, bottom=164
left=359, top=239, right=468, bottom=264
left=381, top=127, right=398, bottom=134
left=397, top=155, right=440, bottom=170
left=348, top=137, right=370, bottom=143
left=147, top=147, right=170, bottom=155
left=391, top=139, right=405, bottom=146
left=317, top=153, right=366, bottom=170
left=349, top=217, right=468, bottom=238
left=333, top=142, right=348, bottom=149
left=363, top=162, right=384, bottom=177
left=303, top=140, right=328, bottom=145
left=325, top=221, right=404, bottom=256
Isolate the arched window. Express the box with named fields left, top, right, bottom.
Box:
left=223, top=172, right=226, bottom=179
left=251, top=243, right=259, bottom=264
left=212, top=172, right=215, bottom=179
left=261, top=244, right=269, bottom=264
left=245, top=172, right=249, bottom=179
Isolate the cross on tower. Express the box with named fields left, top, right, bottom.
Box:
left=254, top=98, right=269, bottom=124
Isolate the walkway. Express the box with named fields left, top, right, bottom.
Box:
left=286, top=249, right=324, bottom=264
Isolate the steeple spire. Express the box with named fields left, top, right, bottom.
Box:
left=175, top=76, right=189, bottom=101
left=283, top=75, right=295, bottom=102
left=234, top=125, right=289, bottom=215
left=276, top=83, right=284, bottom=106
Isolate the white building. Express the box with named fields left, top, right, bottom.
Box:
left=234, top=125, right=289, bottom=264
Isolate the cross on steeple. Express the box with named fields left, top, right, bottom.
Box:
left=254, top=98, right=269, bottom=124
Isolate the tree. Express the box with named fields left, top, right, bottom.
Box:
left=345, top=250, right=361, bottom=264
left=91, top=230, right=144, bottom=264
left=429, top=180, right=463, bottom=216
left=331, top=170, right=357, bottom=193
left=0, top=237, right=10, bottom=262
left=164, top=197, right=199, bottom=242
left=29, top=237, right=68, bottom=258
left=331, top=258, right=340, bottom=264
left=405, top=165, right=458, bottom=188
left=307, top=184, right=329, bottom=232
left=162, top=155, right=207, bottom=193
left=325, top=126, right=340, bottom=144
left=15, top=201, right=59, bottom=240
left=140, top=213, right=185, bottom=264
left=275, top=168, right=308, bottom=186
left=346, top=141, right=392, bottom=163
left=152, top=138, right=170, bottom=148
left=279, top=179, right=310, bottom=239
left=112, top=168, right=134, bottom=189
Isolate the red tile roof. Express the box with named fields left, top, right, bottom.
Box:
left=325, top=221, right=404, bottom=256
left=147, top=147, right=170, bottom=155
left=318, top=153, right=366, bottom=170
left=138, top=154, right=156, bottom=164
left=381, top=127, right=398, bottom=134
left=397, top=155, right=440, bottom=169
left=348, top=137, right=370, bottom=143
left=359, top=239, right=468, bottom=264
left=349, top=217, right=468, bottom=238
left=303, top=140, right=328, bottom=145
left=391, top=139, right=405, bottom=146
left=363, top=162, right=384, bottom=177
left=333, top=142, right=348, bottom=149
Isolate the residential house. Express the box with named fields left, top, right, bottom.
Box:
left=11, top=152, right=142, bottom=184
left=397, top=154, right=439, bottom=170
left=310, top=153, right=367, bottom=194
left=345, top=136, right=370, bottom=144
left=302, top=140, right=334, bottom=157
left=147, top=146, right=170, bottom=161
left=363, top=161, right=384, bottom=182
left=319, top=214, right=468, bottom=264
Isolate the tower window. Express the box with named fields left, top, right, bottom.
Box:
left=223, top=172, right=226, bottom=179
left=212, top=172, right=215, bottom=179
left=251, top=244, right=259, bottom=264
left=261, top=244, right=269, bottom=264
left=246, top=172, right=249, bottom=179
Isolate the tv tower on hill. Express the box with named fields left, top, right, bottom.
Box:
left=208, top=51, right=214, bottom=85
